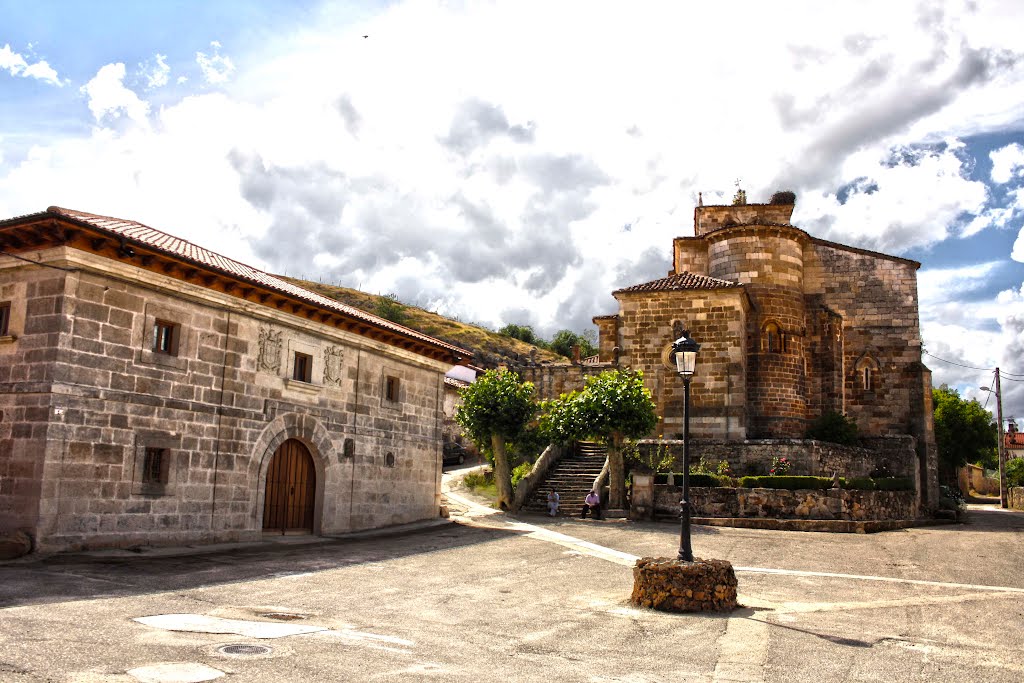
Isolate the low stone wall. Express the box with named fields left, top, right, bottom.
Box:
left=1009, top=487, right=1024, bottom=510
left=958, top=464, right=1000, bottom=496
left=652, top=485, right=917, bottom=521
left=635, top=436, right=917, bottom=480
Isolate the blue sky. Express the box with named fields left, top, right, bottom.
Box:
left=3, top=0, right=1024, bottom=419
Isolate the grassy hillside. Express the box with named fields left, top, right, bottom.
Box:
left=285, top=277, right=565, bottom=365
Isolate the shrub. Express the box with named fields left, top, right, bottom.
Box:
left=374, top=293, right=408, bottom=324
left=1007, top=458, right=1024, bottom=488
left=805, top=411, right=860, bottom=445
left=872, top=477, right=914, bottom=491
left=511, top=462, right=532, bottom=488
left=739, top=475, right=832, bottom=490
left=687, top=473, right=733, bottom=488
left=845, top=476, right=875, bottom=490
left=463, top=469, right=494, bottom=490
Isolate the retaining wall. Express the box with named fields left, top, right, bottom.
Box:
left=652, top=485, right=917, bottom=521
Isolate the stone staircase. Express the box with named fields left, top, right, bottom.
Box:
left=522, top=442, right=607, bottom=517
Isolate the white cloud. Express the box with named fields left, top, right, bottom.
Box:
left=80, top=63, right=150, bottom=126
left=0, top=43, right=63, bottom=86
left=991, top=142, right=1024, bottom=183
left=141, top=53, right=170, bottom=89
left=196, top=42, right=235, bottom=84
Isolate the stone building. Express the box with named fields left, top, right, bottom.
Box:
left=593, top=194, right=938, bottom=505
left=0, top=206, right=469, bottom=555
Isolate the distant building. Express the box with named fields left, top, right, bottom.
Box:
left=0, top=207, right=469, bottom=555
left=592, top=194, right=938, bottom=506
left=1005, top=419, right=1024, bottom=460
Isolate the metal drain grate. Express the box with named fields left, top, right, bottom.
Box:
left=260, top=612, right=307, bottom=621
left=217, top=644, right=272, bottom=656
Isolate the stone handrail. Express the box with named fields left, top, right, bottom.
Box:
left=511, top=443, right=565, bottom=512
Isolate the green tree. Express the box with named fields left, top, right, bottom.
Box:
left=498, top=323, right=539, bottom=345
left=805, top=410, right=859, bottom=445
left=541, top=369, right=658, bottom=509
left=455, top=370, right=537, bottom=510
left=933, top=386, right=997, bottom=483
left=549, top=329, right=597, bottom=359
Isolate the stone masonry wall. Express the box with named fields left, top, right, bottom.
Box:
left=803, top=241, right=923, bottom=436
left=2, top=251, right=450, bottom=552
left=615, top=289, right=749, bottom=440
left=653, top=485, right=917, bottom=521
left=635, top=437, right=918, bottom=479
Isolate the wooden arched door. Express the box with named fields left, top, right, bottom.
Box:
left=262, top=439, right=316, bottom=534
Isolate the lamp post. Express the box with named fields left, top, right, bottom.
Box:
left=672, top=331, right=700, bottom=562
left=979, top=370, right=1007, bottom=508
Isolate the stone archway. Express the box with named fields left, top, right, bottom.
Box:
left=251, top=413, right=336, bottom=535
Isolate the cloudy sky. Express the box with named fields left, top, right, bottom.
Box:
left=4, top=0, right=1024, bottom=419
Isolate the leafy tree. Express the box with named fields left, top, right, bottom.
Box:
left=498, top=323, right=539, bottom=345
left=932, top=386, right=997, bottom=483
left=549, top=329, right=597, bottom=359
left=455, top=370, right=537, bottom=510
left=541, top=369, right=658, bottom=509
left=1007, top=458, right=1024, bottom=488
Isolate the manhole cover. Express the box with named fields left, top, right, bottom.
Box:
left=260, top=612, right=307, bottom=621
left=217, top=644, right=272, bottom=656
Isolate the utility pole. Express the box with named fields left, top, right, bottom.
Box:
left=996, top=368, right=1008, bottom=508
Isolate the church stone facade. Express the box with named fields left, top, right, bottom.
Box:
left=594, top=196, right=938, bottom=505
left=0, top=207, right=468, bottom=555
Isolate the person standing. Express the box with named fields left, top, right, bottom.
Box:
left=581, top=490, right=601, bottom=519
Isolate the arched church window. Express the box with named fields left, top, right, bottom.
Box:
left=855, top=354, right=879, bottom=392
left=762, top=321, right=783, bottom=353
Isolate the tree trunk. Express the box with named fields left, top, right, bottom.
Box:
left=608, top=432, right=626, bottom=509
left=491, top=434, right=514, bottom=510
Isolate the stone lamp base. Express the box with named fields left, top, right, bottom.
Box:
left=630, top=556, right=738, bottom=613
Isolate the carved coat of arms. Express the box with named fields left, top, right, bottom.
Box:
left=323, top=346, right=345, bottom=386
left=257, top=327, right=282, bottom=373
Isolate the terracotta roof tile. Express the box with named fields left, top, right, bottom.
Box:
left=613, top=271, right=741, bottom=294
left=1005, top=431, right=1024, bottom=449
left=37, top=207, right=471, bottom=359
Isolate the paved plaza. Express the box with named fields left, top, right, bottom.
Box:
left=1, top=480, right=1022, bottom=682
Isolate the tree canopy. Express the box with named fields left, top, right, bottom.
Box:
left=933, top=386, right=997, bottom=481
left=455, top=369, right=537, bottom=509
left=540, top=369, right=657, bottom=508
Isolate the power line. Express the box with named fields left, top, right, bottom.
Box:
left=922, top=349, right=993, bottom=372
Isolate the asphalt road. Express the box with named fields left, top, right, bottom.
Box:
left=1, top=485, right=1022, bottom=682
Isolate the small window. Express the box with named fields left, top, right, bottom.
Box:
left=386, top=376, right=400, bottom=402
left=142, top=447, right=169, bottom=484
left=1, top=301, right=12, bottom=336
left=153, top=319, right=179, bottom=355
left=762, top=321, right=783, bottom=353
left=343, top=438, right=355, bottom=458
left=293, top=352, right=313, bottom=382
left=385, top=451, right=396, bottom=468
left=863, top=366, right=873, bottom=391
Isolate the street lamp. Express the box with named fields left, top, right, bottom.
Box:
left=671, top=330, right=700, bottom=562
left=979, top=374, right=1007, bottom=508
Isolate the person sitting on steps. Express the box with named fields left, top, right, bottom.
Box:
left=546, top=488, right=560, bottom=517
left=581, top=489, right=601, bottom=519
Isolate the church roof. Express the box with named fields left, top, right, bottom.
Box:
left=613, top=271, right=741, bottom=294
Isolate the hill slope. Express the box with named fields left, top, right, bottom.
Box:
left=284, top=278, right=565, bottom=365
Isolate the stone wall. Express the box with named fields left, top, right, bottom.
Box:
left=958, top=464, right=1000, bottom=496
left=635, top=436, right=918, bottom=479
left=1009, top=487, right=1024, bottom=510
left=652, top=485, right=917, bottom=521
left=1, top=249, right=451, bottom=553
left=613, top=289, right=750, bottom=440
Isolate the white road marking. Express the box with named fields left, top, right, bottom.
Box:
left=733, top=566, right=1024, bottom=594
left=127, top=662, right=225, bottom=683
left=134, top=614, right=326, bottom=639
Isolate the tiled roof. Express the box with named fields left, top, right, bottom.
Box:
left=613, top=271, right=741, bottom=294
left=14, top=206, right=471, bottom=360
left=1005, top=431, right=1024, bottom=449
